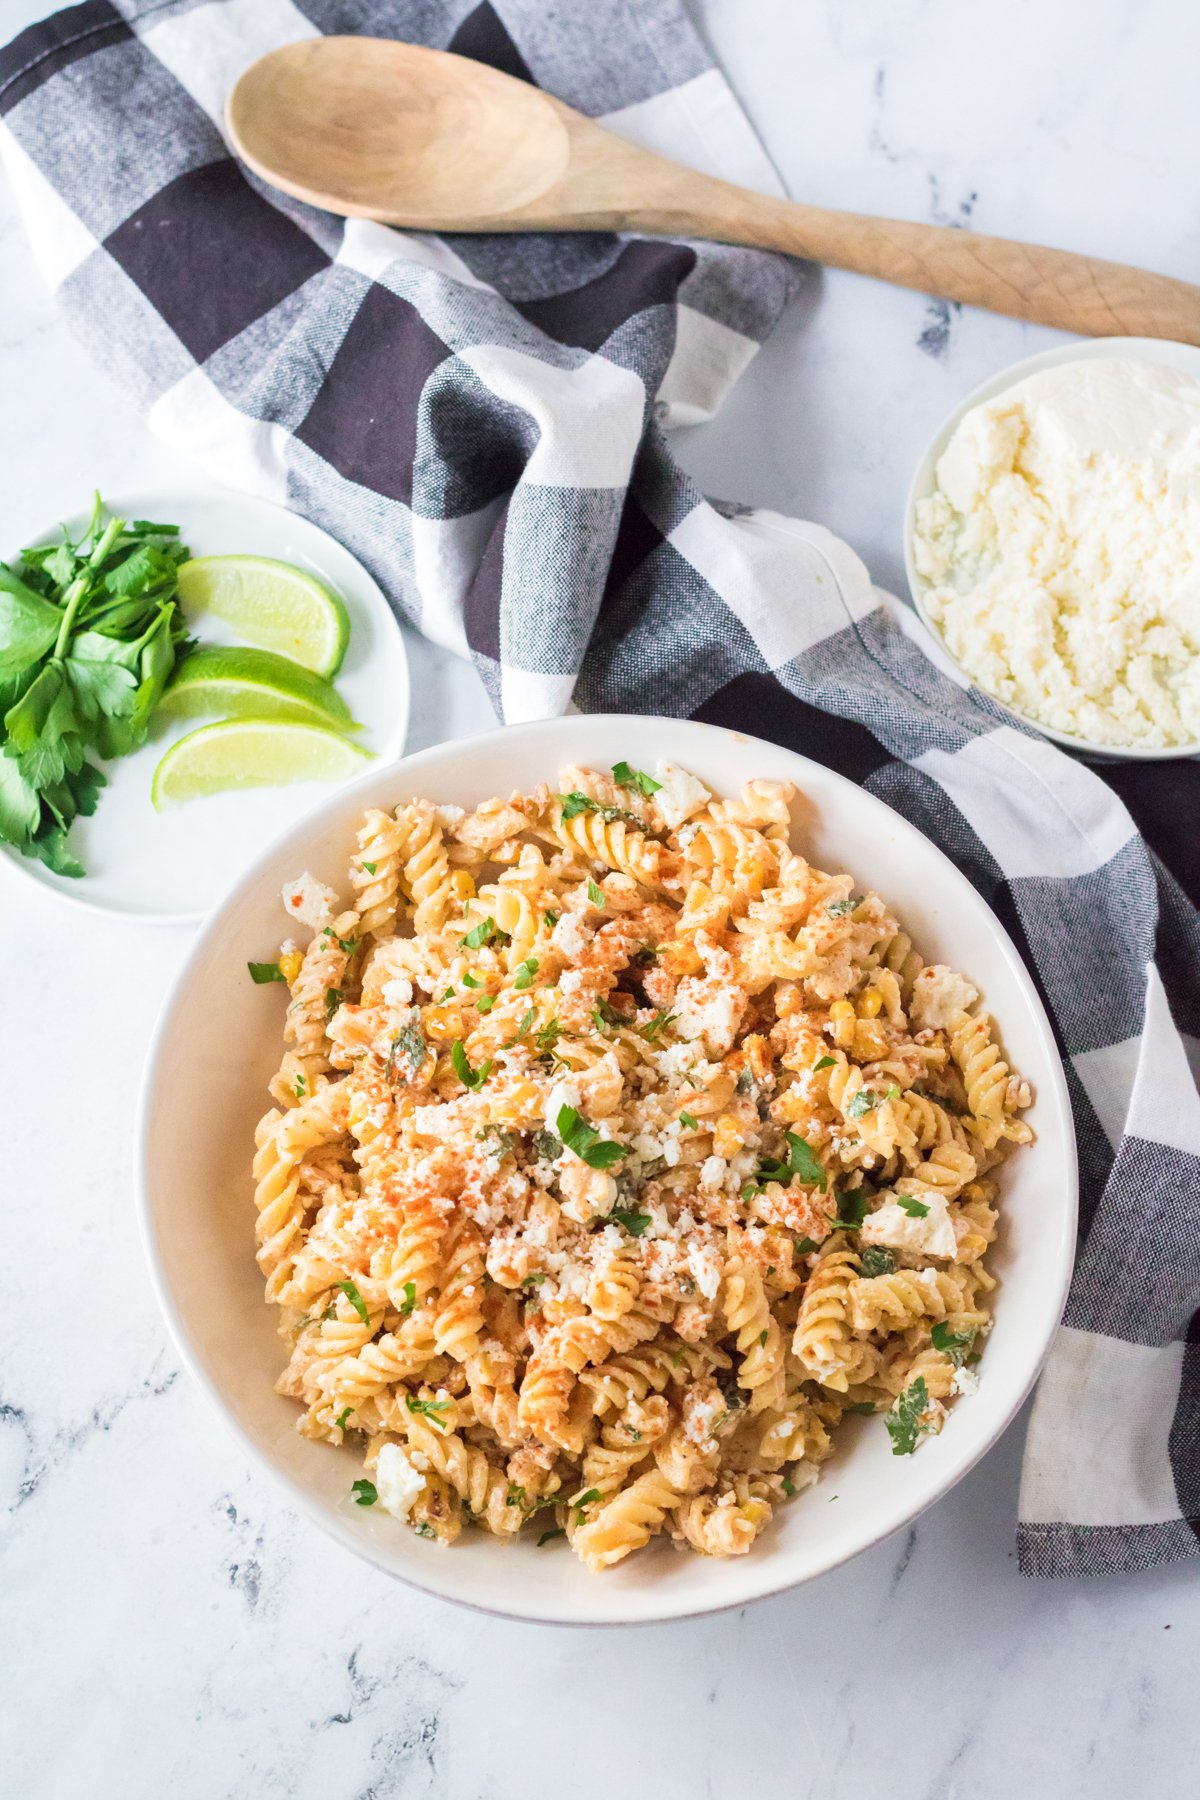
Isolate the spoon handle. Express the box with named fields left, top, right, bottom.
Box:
left=621, top=176, right=1200, bottom=344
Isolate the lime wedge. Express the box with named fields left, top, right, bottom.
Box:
left=177, top=555, right=351, bottom=676
left=151, top=720, right=371, bottom=809
left=158, top=645, right=358, bottom=731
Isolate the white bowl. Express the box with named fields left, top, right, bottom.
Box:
left=137, top=715, right=1077, bottom=1625
left=903, top=336, right=1200, bottom=763
left=0, top=487, right=410, bottom=924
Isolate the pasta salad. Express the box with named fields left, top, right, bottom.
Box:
left=250, top=760, right=1032, bottom=1570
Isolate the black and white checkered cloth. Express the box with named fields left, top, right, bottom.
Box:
left=4, top=0, right=1198, bottom=1578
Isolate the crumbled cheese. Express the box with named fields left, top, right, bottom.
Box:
left=860, top=1192, right=957, bottom=1259
left=671, top=981, right=743, bottom=1056
left=700, top=1155, right=726, bottom=1195
left=544, top=1079, right=581, bottom=1136
left=550, top=913, right=591, bottom=960
left=910, top=965, right=979, bottom=1032
left=951, top=1365, right=980, bottom=1397
left=687, top=1239, right=722, bottom=1299
left=433, top=803, right=466, bottom=829
left=654, top=760, right=712, bottom=829
left=381, top=976, right=414, bottom=1010
left=281, top=871, right=338, bottom=930
left=374, top=1442, right=425, bottom=1522
left=913, top=357, right=1200, bottom=749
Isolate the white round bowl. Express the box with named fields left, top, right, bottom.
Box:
left=903, top=336, right=1200, bottom=763
left=137, top=715, right=1078, bottom=1626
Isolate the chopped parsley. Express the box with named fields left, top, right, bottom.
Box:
left=335, top=1278, right=370, bottom=1325
left=557, top=1104, right=625, bottom=1170
left=511, top=1006, right=536, bottom=1040
left=794, top=1236, right=818, bottom=1256
left=861, top=1245, right=896, bottom=1277
left=461, top=972, right=481, bottom=989
left=831, top=1187, right=870, bottom=1230
left=385, top=1022, right=427, bottom=1082
left=324, top=985, right=342, bottom=1020
left=611, top=1207, right=652, bottom=1237
left=460, top=915, right=504, bottom=950
left=521, top=1272, right=548, bottom=1288
left=361, top=860, right=377, bottom=875
left=897, top=1194, right=930, bottom=1218
left=538, top=1528, right=566, bottom=1546
left=534, top=1017, right=562, bottom=1056
left=543, top=909, right=559, bottom=928
left=414, top=1521, right=435, bottom=1539
left=814, top=1055, right=836, bottom=1071
left=513, top=957, right=539, bottom=990
left=781, top=1476, right=797, bottom=1497
left=451, top=1040, right=492, bottom=1091
left=558, top=790, right=639, bottom=826
left=398, top=1280, right=417, bottom=1318
left=573, top=1487, right=601, bottom=1521
left=534, top=1130, right=561, bottom=1161
left=931, top=1321, right=977, bottom=1365
left=885, top=1376, right=933, bottom=1456
left=405, top=1395, right=451, bottom=1427
left=477, top=1125, right=514, bottom=1157
left=440, top=986, right=456, bottom=1001
left=639, top=1008, right=677, bottom=1042
left=845, top=1401, right=876, bottom=1416
left=826, top=896, right=861, bottom=917
left=679, top=1111, right=698, bottom=1130
left=323, top=926, right=359, bottom=953
left=845, top=1084, right=899, bottom=1119
left=294, top=1073, right=307, bottom=1099
left=587, top=879, right=605, bottom=907
left=759, top=1329, right=768, bottom=1346
left=475, top=994, right=495, bottom=1014
left=248, top=960, right=286, bottom=984
left=747, top=1132, right=827, bottom=1194
left=351, top=1479, right=377, bottom=1507
left=611, top=760, right=661, bottom=797
left=334, top=1407, right=352, bottom=1432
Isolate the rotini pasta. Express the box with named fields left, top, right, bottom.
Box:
left=249, top=761, right=1032, bottom=1569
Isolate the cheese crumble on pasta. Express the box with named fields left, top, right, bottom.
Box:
left=250, top=762, right=1033, bottom=1570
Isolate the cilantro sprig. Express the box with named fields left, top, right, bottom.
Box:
left=556, top=1104, right=625, bottom=1170
left=611, top=761, right=661, bottom=798
left=885, top=1376, right=934, bottom=1456
left=451, top=1040, right=492, bottom=1091
left=248, top=960, right=286, bottom=984
left=744, top=1132, right=827, bottom=1196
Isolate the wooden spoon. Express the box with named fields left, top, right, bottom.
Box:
left=227, top=38, right=1200, bottom=344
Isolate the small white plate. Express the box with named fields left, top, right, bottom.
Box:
left=902, top=336, right=1200, bottom=762
left=0, top=489, right=410, bottom=923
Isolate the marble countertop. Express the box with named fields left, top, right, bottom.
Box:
left=4, top=1, right=1198, bottom=1793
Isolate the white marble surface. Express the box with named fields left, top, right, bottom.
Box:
left=3, top=0, right=1199, bottom=1793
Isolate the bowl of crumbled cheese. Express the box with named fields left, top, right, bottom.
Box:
left=904, top=339, right=1200, bottom=759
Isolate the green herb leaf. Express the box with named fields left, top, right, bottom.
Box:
left=781, top=1477, right=797, bottom=1497
left=832, top=1187, right=870, bottom=1230
left=534, top=1130, right=561, bottom=1161
left=885, top=1376, right=933, bottom=1456
left=679, top=1111, right=698, bottom=1130
left=398, top=1280, right=417, bottom=1318
left=826, top=896, right=861, bottom=917
left=534, top=1017, right=562, bottom=1056
left=351, top=1479, right=377, bottom=1507
left=897, top=1194, right=930, bottom=1218
left=324, top=986, right=342, bottom=1020
left=794, top=1236, right=818, bottom=1256
left=611, top=1208, right=651, bottom=1237
left=814, top=1055, right=836, bottom=1071
left=335, top=1278, right=370, bottom=1325
left=587, top=879, right=605, bottom=907
left=845, top=1401, right=877, bottom=1415
left=385, top=1022, right=427, bottom=1082
left=414, top=1521, right=435, bottom=1538
left=611, top=760, right=661, bottom=797
left=931, top=1322, right=977, bottom=1365
left=323, top=926, right=360, bottom=954
left=513, top=957, right=539, bottom=990
left=477, top=1124, right=514, bottom=1157
left=462, top=972, right=481, bottom=989
left=460, top=916, right=503, bottom=950
left=521, top=1272, right=548, bottom=1288
left=451, top=1040, right=492, bottom=1091
left=556, top=1104, right=625, bottom=1170
left=475, top=994, right=495, bottom=1014
left=511, top=1006, right=536, bottom=1041
left=361, top=860, right=377, bottom=875
left=845, top=1088, right=881, bottom=1119
left=247, top=960, right=286, bottom=984
left=335, top=1407, right=352, bottom=1432
left=861, top=1245, right=896, bottom=1277
left=537, top=1528, right=566, bottom=1546
left=639, top=1008, right=676, bottom=1042
left=543, top=910, right=559, bottom=928
left=405, top=1395, right=451, bottom=1427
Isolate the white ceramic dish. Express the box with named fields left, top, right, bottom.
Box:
left=903, top=335, right=1200, bottom=763
left=138, top=715, right=1077, bottom=1626
left=0, top=489, right=410, bottom=924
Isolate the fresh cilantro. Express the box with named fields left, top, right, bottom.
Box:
left=513, top=957, right=539, bottom=990
left=759, top=1329, right=768, bottom=1346
left=334, top=1407, right=352, bottom=1432
left=294, top=1074, right=307, bottom=1099
left=248, top=960, right=286, bottom=984
left=398, top=1280, right=417, bottom=1318
left=931, top=1322, right=977, bottom=1365
left=639, top=1008, right=677, bottom=1042
left=323, top=926, right=359, bottom=954
left=440, top=986, right=456, bottom=1001
left=335, top=1278, right=370, bottom=1325
left=794, top=1237, right=819, bottom=1256
left=405, top=1395, right=451, bottom=1427
left=324, top=986, right=342, bottom=1020
left=477, top=1125, right=514, bottom=1157
left=558, top=791, right=639, bottom=826
left=897, top=1194, right=930, bottom=1218
left=885, top=1377, right=933, bottom=1456
left=846, top=1088, right=880, bottom=1119
left=611, top=760, right=661, bottom=798
left=748, top=1133, right=827, bottom=1194
left=573, top=1487, right=601, bottom=1521
left=679, top=1111, right=699, bottom=1130
left=861, top=1245, right=896, bottom=1277
left=611, top=1208, right=651, bottom=1237
left=510, top=1006, right=535, bottom=1041
left=814, top=1055, right=836, bottom=1071
left=781, top=1477, right=797, bottom=1497
left=521, top=1272, right=548, bottom=1287
left=735, top=1068, right=755, bottom=1096
left=831, top=1187, right=870, bottom=1230
left=845, top=1401, right=877, bottom=1415
left=587, top=880, right=605, bottom=907
left=460, top=916, right=503, bottom=950
left=451, top=1040, right=492, bottom=1091
left=537, top=1528, right=566, bottom=1546
left=462, top=972, right=481, bottom=989
left=351, top=1479, right=377, bottom=1506
left=630, top=946, right=658, bottom=967
left=670, top=1348, right=686, bottom=1369
left=414, top=1522, right=435, bottom=1538
left=826, top=896, right=861, bottom=917
left=475, top=994, right=495, bottom=1014
left=534, top=1129, right=561, bottom=1161
left=556, top=1104, right=625, bottom=1170
left=543, top=910, right=559, bottom=928
left=534, top=1017, right=562, bottom=1056
left=385, top=1022, right=427, bottom=1082
left=361, top=860, right=377, bottom=875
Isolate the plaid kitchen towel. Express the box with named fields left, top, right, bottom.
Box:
left=3, top=0, right=1198, bottom=1579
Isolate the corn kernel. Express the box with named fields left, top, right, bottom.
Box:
left=713, top=1114, right=745, bottom=1158
left=422, top=1004, right=460, bottom=1041
left=660, top=940, right=703, bottom=977
left=829, top=999, right=856, bottom=1049
left=450, top=871, right=476, bottom=903
left=742, top=1033, right=773, bottom=1081
left=742, top=1498, right=772, bottom=1528
left=774, top=983, right=804, bottom=1019
left=853, top=1018, right=890, bottom=1061
left=857, top=988, right=883, bottom=1018
left=279, top=949, right=304, bottom=986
